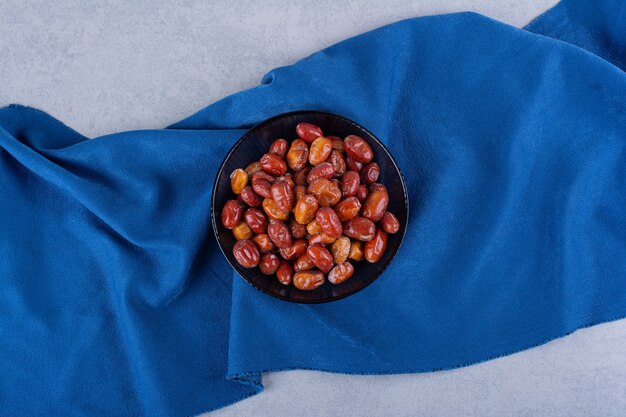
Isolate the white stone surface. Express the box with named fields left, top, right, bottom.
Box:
left=1, top=1, right=624, bottom=416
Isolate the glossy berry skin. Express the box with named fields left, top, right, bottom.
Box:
left=307, top=162, right=334, bottom=183
left=294, top=185, right=307, bottom=202
left=355, top=184, right=369, bottom=203
left=306, top=219, right=323, bottom=236
left=262, top=198, right=290, bottom=221
left=252, top=171, right=274, bottom=198
left=328, top=135, right=344, bottom=152
left=252, top=234, right=274, bottom=253
left=334, top=197, right=361, bottom=222
left=240, top=186, right=261, bottom=207
left=286, top=139, right=309, bottom=171
left=308, top=232, right=337, bottom=246
left=244, top=208, right=268, bottom=234
left=364, top=229, right=388, bottom=263
left=328, top=261, right=354, bottom=284
left=342, top=217, right=376, bottom=241
left=230, top=168, right=248, bottom=194
left=361, top=187, right=389, bottom=222
left=360, top=162, right=380, bottom=185
left=279, top=239, right=308, bottom=261
left=345, top=156, right=363, bottom=172
left=245, top=161, right=262, bottom=176
left=308, top=178, right=341, bottom=207
left=289, top=219, right=307, bottom=239
left=221, top=200, right=243, bottom=229
left=307, top=244, right=334, bottom=273
left=293, top=271, right=325, bottom=290
left=344, top=135, right=373, bottom=163
left=294, top=253, right=315, bottom=272
left=260, top=153, right=287, bottom=176
left=276, top=261, right=294, bottom=285
left=294, top=194, right=318, bottom=225
left=269, top=139, right=288, bottom=158
left=268, top=220, right=292, bottom=249
left=381, top=212, right=400, bottom=234
left=341, top=171, right=360, bottom=197
left=296, top=123, right=324, bottom=143
left=330, top=236, right=350, bottom=264
left=259, top=253, right=281, bottom=275
left=309, top=136, right=333, bottom=166
left=232, top=222, right=253, bottom=240
left=270, top=181, right=295, bottom=212
left=348, top=240, right=364, bottom=261
left=275, top=174, right=295, bottom=189
left=232, top=239, right=260, bottom=268
left=328, top=150, right=346, bottom=177
left=370, top=183, right=387, bottom=193
left=293, top=167, right=311, bottom=186
left=315, top=207, right=342, bottom=239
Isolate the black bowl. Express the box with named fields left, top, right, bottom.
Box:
left=211, top=111, right=408, bottom=303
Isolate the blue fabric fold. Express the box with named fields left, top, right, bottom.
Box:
left=1, top=1, right=625, bottom=416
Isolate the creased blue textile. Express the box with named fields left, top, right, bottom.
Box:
left=1, top=1, right=625, bottom=416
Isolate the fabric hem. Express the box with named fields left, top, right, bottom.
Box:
left=192, top=308, right=626, bottom=415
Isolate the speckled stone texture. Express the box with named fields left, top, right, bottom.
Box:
left=1, top=1, right=625, bottom=416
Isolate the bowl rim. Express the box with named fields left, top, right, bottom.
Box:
left=211, top=110, right=409, bottom=303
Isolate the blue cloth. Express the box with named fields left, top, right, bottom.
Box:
left=1, top=0, right=625, bottom=415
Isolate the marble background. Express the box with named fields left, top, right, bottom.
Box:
left=1, top=1, right=624, bottom=416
